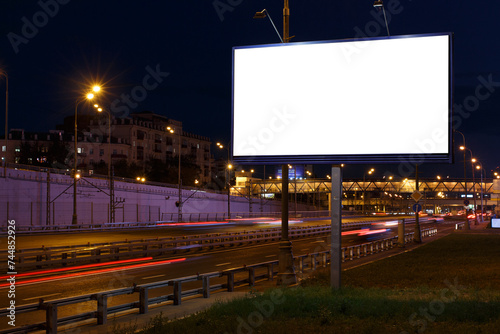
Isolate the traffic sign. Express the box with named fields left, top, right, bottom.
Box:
left=413, top=203, right=422, bottom=212
left=464, top=200, right=469, bottom=206
left=411, top=191, right=423, bottom=202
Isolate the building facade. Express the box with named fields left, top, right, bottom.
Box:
left=3, top=112, right=214, bottom=184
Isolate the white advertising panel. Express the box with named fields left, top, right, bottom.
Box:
left=232, top=33, right=452, bottom=164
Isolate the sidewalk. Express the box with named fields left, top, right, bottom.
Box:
left=65, top=220, right=495, bottom=333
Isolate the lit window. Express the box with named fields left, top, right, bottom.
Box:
left=1, top=146, right=5, bottom=152
left=77, top=148, right=82, bottom=154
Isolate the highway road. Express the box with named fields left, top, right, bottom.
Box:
left=0, top=217, right=457, bottom=330
left=4, top=216, right=413, bottom=250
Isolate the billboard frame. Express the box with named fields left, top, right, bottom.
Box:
left=231, top=32, right=454, bottom=165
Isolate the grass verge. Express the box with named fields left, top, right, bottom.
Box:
left=116, top=234, right=500, bottom=334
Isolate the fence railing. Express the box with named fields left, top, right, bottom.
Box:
left=0, top=227, right=438, bottom=334
left=2, top=219, right=420, bottom=271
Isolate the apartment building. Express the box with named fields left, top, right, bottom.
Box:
left=4, top=112, right=213, bottom=184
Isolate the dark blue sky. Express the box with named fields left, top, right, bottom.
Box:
left=0, top=0, right=499, bottom=178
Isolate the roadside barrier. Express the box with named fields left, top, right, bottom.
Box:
left=0, top=219, right=435, bottom=271
left=0, top=227, right=437, bottom=334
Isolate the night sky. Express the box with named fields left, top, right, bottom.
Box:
left=0, top=0, right=499, bottom=179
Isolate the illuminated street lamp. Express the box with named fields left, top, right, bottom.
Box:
left=72, top=85, right=100, bottom=225
left=227, top=163, right=233, bottom=218
left=373, top=1, right=390, bottom=36
left=362, top=168, right=375, bottom=214
left=167, top=125, right=182, bottom=222
left=253, top=0, right=296, bottom=287
left=253, top=9, right=284, bottom=43
left=217, top=142, right=232, bottom=219
left=456, top=130, right=470, bottom=229
left=476, top=162, right=484, bottom=222
left=94, top=104, right=113, bottom=223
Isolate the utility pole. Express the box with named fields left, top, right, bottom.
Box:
left=277, top=0, right=297, bottom=286
left=414, top=165, right=422, bottom=243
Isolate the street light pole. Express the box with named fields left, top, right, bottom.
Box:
left=362, top=168, right=374, bottom=214
left=73, top=99, right=81, bottom=225
left=168, top=126, right=182, bottom=222
left=278, top=0, right=296, bottom=286
left=95, top=105, right=114, bottom=224
left=476, top=162, right=484, bottom=223
left=456, top=130, right=469, bottom=229
left=227, top=163, right=232, bottom=219
left=73, top=86, right=100, bottom=225
left=217, top=142, right=232, bottom=219
left=463, top=147, right=478, bottom=225
left=283, top=0, right=290, bottom=43
left=178, top=130, right=182, bottom=222
left=253, top=0, right=295, bottom=286
left=0, top=72, right=7, bottom=178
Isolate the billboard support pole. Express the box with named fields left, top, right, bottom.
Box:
left=330, top=165, right=342, bottom=289
left=277, top=164, right=297, bottom=286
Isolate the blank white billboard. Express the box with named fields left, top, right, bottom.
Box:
left=232, top=33, right=452, bottom=164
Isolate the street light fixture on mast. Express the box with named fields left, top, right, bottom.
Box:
left=253, top=1, right=296, bottom=286
left=72, top=85, right=100, bottom=225
left=167, top=125, right=183, bottom=222
left=461, top=146, right=478, bottom=225
left=476, top=162, right=485, bottom=223
left=217, top=142, right=232, bottom=219
left=456, top=129, right=470, bottom=230
left=362, top=168, right=375, bottom=214
left=94, top=104, right=114, bottom=224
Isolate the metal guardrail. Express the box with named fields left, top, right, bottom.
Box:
left=1, top=220, right=401, bottom=271
left=0, top=227, right=438, bottom=334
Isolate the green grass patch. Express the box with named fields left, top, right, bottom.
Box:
left=121, top=234, right=500, bottom=334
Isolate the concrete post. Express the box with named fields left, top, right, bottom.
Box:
left=97, top=294, right=108, bottom=324
left=139, top=288, right=148, bottom=314
left=45, top=303, right=57, bottom=334
left=398, top=219, right=405, bottom=247
left=330, top=165, right=342, bottom=289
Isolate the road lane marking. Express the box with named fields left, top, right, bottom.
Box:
left=142, top=275, right=165, bottom=280
left=301, top=248, right=309, bottom=251
left=313, top=241, right=325, bottom=243
left=265, top=255, right=276, bottom=258
left=24, top=293, right=61, bottom=301
left=215, top=262, right=231, bottom=267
